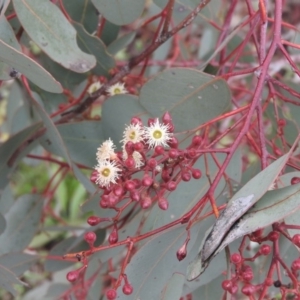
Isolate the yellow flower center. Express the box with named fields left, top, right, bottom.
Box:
left=114, top=88, right=121, bottom=94
left=153, top=130, right=162, bottom=139
left=101, top=168, right=111, bottom=177
left=129, top=131, right=136, bottom=140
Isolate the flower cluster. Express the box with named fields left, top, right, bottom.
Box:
left=90, top=112, right=202, bottom=216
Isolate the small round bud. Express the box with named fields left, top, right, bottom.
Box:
left=90, top=170, right=98, bottom=183
left=292, top=234, right=300, bottom=247
left=131, top=117, right=143, bottom=126
left=192, top=135, right=202, bottom=146
left=134, top=142, right=144, bottom=152
left=132, top=178, right=141, bottom=188
left=192, top=169, right=202, bottom=179
left=241, top=284, right=255, bottom=296
left=106, top=289, right=117, bottom=300
left=162, top=111, right=173, bottom=125
left=168, top=137, right=178, bottom=148
left=176, top=243, right=187, bottom=261
left=169, top=149, right=178, bottom=159
left=155, top=145, right=165, bottom=155
left=142, top=175, right=153, bottom=187
left=125, top=157, right=135, bottom=169
left=87, top=216, right=101, bottom=226
left=186, top=149, right=196, bottom=158
left=84, top=231, right=96, bottom=247
left=292, top=259, right=300, bottom=272
left=140, top=196, right=152, bottom=209
left=242, top=270, right=253, bottom=282
left=147, top=158, right=157, bottom=169
left=125, top=141, right=134, bottom=155
left=221, top=280, right=232, bottom=291
left=113, top=185, right=124, bottom=197
left=130, top=190, right=140, bottom=201
left=162, top=168, right=171, bottom=182
left=67, top=270, right=78, bottom=282
left=259, top=244, right=271, bottom=256
left=230, top=253, right=242, bottom=264
left=278, top=119, right=286, bottom=127
left=109, top=227, right=118, bottom=244
left=291, top=177, right=300, bottom=185
left=122, top=284, right=133, bottom=295
left=125, top=180, right=136, bottom=191
left=181, top=171, right=191, bottom=182
left=166, top=181, right=177, bottom=191
left=158, top=197, right=169, bottom=210
left=268, top=231, right=280, bottom=242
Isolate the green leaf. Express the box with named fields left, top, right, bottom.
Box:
left=0, top=194, right=43, bottom=255
left=73, top=21, right=115, bottom=76
left=107, top=32, right=136, bottom=55
left=216, top=183, right=300, bottom=254
left=91, top=0, right=145, bottom=25
left=116, top=223, right=202, bottom=300
left=139, top=68, right=231, bottom=131
left=0, top=36, right=62, bottom=92
left=102, top=95, right=149, bottom=149
left=190, top=275, right=224, bottom=299
left=0, top=253, right=38, bottom=276
left=0, top=185, right=14, bottom=214
left=0, top=123, right=41, bottom=190
left=13, top=0, right=96, bottom=73
left=187, top=152, right=292, bottom=281
left=0, top=17, right=21, bottom=80
left=153, top=0, right=221, bottom=26
left=100, top=20, right=120, bottom=45
left=41, top=120, right=104, bottom=167
left=31, top=93, right=72, bottom=168
left=61, top=0, right=98, bottom=33
left=0, top=264, right=24, bottom=296
left=161, top=273, right=185, bottom=300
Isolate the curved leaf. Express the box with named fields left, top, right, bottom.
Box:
left=73, top=21, right=115, bottom=76
left=0, top=194, right=43, bottom=255
left=0, top=213, right=6, bottom=235
left=0, top=264, right=24, bottom=296
left=0, top=123, right=41, bottom=190
left=13, top=0, right=96, bottom=73
left=91, top=0, right=145, bottom=25
left=0, top=37, right=62, bottom=93
left=187, top=152, right=292, bottom=281
left=216, top=183, right=300, bottom=255
left=139, top=68, right=231, bottom=131
left=161, top=273, right=185, bottom=300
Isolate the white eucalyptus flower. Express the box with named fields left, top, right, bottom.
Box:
left=144, top=119, right=173, bottom=148
left=96, top=138, right=116, bottom=162
left=94, top=160, right=121, bottom=187
left=107, top=82, right=127, bottom=96
left=121, top=123, right=145, bottom=145
left=87, top=81, right=102, bottom=95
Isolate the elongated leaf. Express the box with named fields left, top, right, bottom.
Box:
left=0, top=123, right=41, bottom=190
left=0, top=253, right=38, bottom=276
left=0, top=194, right=43, bottom=255
left=0, top=263, right=24, bottom=296
left=139, top=68, right=231, bottom=131
left=187, top=152, right=292, bottom=281
left=91, top=0, right=145, bottom=25
left=13, top=0, right=96, bottom=73
left=0, top=17, right=21, bottom=80
left=216, top=183, right=300, bottom=254
left=31, top=93, right=72, bottom=168
left=161, top=273, right=185, bottom=300
left=107, top=32, right=136, bottom=55
left=61, top=0, right=98, bottom=33
left=41, top=120, right=104, bottom=167
left=0, top=37, right=62, bottom=92
left=73, top=22, right=115, bottom=76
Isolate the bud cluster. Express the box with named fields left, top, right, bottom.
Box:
left=90, top=112, right=203, bottom=216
